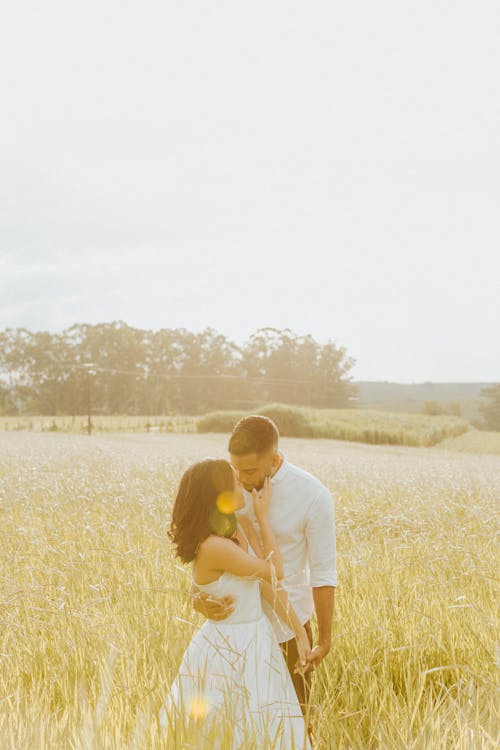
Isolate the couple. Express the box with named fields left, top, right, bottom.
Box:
left=160, top=416, right=337, bottom=748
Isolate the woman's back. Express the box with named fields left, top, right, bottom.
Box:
left=193, top=524, right=264, bottom=625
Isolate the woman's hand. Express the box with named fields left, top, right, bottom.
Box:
left=252, top=476, right=272, bottom=521
left=303, top=641, right=331, bottom=673
left=251, top=477, right=283, bottom=578
left=293, top=627, right=313, bottom=675
left=234, top=477, right=246, bottom=510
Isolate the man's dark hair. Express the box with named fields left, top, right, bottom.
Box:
left=228, top=415, right=279, bottom=456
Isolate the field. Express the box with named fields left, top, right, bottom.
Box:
left=355, top=382, right=488, bottom=423
left=436, top=429, right=500, bottom=455
left=197, top=406, right=470, bottom=448
left=303, top=408, right=469, bottom=447
left=0, top=432, right=499, bottom=749
left=0, top=415, right=197, bottom=434
left=1, top=407, right=473, bottom=450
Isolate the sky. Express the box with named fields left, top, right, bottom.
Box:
left=1, top=1, right=499, bottom=383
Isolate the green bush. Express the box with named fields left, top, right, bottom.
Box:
left=256, top=403, right=314, bottom=438
left=196, top=403, right=314, bottom=438
left=196, top=404, right=470, bottom=447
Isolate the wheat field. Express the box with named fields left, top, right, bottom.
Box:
left=0, top=408, right=472, bottom=450
left=0, top=432, right=498, bottom=749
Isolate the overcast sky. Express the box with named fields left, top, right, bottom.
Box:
left=1, top=1, right=499, bottom=382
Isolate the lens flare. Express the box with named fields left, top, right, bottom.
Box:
left=188, top=694, right=210, bottom=720
left=209, top=507, right=237, bottom=537
left=216, top=491, right=238, bottom=514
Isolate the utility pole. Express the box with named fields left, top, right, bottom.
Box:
left=87, top=369, right=92, bottom=435
left=72, top=370, right=77, bottom=426
left=83, top=364, right=96, bottom=435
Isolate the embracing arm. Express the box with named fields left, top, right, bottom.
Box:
left=190, top=580, right=235, bottom=621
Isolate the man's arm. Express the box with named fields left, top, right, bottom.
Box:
left=305, top=585, right=335, bottom=670
left=190, top=581, right=235, bottom=621
left=304, top=486, right=337, bottom=671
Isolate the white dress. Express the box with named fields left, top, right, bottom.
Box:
left=160, top=524, right=312, bottom=749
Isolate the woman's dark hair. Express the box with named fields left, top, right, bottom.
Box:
left=168, top=458, right=238, bottom=564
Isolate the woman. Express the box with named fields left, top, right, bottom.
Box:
left=160, top=458, right=313, bottom=749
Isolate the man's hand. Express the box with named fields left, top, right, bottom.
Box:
left=191, top=590, right=235, bottom=621
left=303, top=641, right=331, bottom=673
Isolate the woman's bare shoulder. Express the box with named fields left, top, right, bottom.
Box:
left=198, top=534, right=228, bottom=554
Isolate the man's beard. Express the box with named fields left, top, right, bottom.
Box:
left=250, top=477, right=266, bottom=492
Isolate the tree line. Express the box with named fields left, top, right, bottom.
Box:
left=0, top=323, right=358, bottom=416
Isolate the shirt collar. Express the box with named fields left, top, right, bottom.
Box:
left=271, top=451, right=289, bottom=485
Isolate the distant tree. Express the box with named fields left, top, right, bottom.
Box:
left=145, top=328, right=189, bottom=414
left=314, top=340, right=357, bottom=408
left=478, top=384, right=500, bottom=431
left=0, top=382, right=17, bottom=415
left=174, top=327, right=241, bottom=413
left=0, top=323, right=358, bottom=414
left=240, top=327, right=357, bottom=408
left=66, top=321, right=149, bottom=414
left=0, top=328, right=73, bottom=414
left=241, top=328, right=302, bottom=404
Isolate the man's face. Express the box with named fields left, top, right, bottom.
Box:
left=230, top=450, right=281, bottom=492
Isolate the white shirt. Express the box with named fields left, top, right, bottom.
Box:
left=237, top=454, right=337, bottom=643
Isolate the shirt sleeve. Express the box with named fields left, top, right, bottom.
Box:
left=305, top=485, right=337, bottom=587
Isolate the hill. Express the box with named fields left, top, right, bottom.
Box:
left=354, top=381, right=491, bottom=422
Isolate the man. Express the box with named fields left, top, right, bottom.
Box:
left=191, top=415, right=337, bottom=719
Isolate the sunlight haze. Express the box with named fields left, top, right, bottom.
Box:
left=1, top=1, right=498, bottom=382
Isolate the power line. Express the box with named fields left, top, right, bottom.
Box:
left=40, top=358, right=324, bottom=386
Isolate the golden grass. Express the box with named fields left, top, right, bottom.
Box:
left=303, top=407, right=470, bottom=447
left=197, top=404, right=470, bottom=447
left=436, top=429, right=500, bottom=455
left=0, top=415, right=197, bottom=434
left=0, top=433, right=498, bottom=749
left=1, top=407, right=471, bottom=449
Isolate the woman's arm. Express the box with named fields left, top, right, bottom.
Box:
left=260, top=580, right=312, bottom=674
left=238, top=515, right=264, bottom=558
left=196, top=478, right=283, bottom=583
left=238, top=516, right=299, bottom=634
left=252, top=477, right=284, bottom=578
left=259, top=580, right=302, bottom=636
left=199, top=534, right=283, bottom=583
